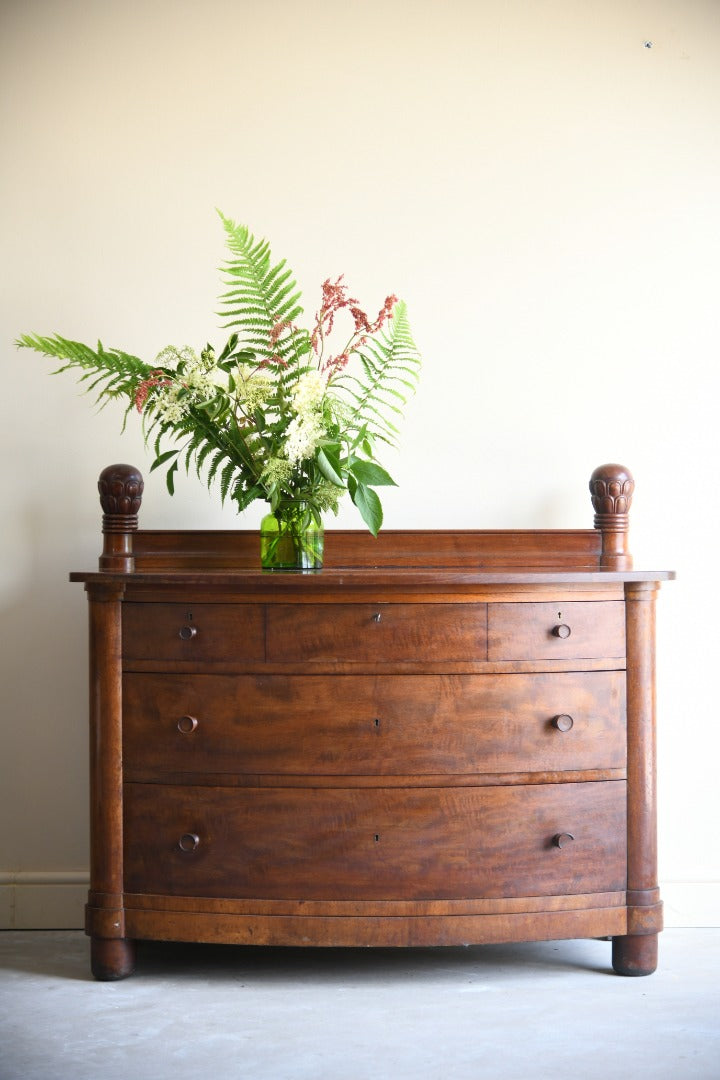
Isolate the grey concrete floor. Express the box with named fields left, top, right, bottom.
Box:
left=1, top=930, right=718, bottom=1080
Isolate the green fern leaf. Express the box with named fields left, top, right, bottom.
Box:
left=216, top=212, right=307, bottom=367
left=194, top=439, right=216, bottom=479
left=206, top=448, right=227, bottom=488
left=333, top=301, right=421, bottom=448
left=16, top=333, right=153, bottom=411
left=219, top=459, right=237, bottom=504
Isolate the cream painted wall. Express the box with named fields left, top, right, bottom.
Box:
left=1, top=0, right=718, bottom=928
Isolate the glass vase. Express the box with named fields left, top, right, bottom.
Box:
left=260, top=505, right=324, bottom=571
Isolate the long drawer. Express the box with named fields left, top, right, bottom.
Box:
left=122, top=671, right=627, bottom=778
left=123, top=780, right=627, bottom=900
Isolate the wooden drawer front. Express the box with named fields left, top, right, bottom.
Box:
left=123, top=781, right=627, bottom=900
left=122, top=603, right=264, bottom=663
left=488, top=602, right=625, bottom=661
left=122, top=671, right=626, bottom=778
left=266, top=604, right=487, bottom=662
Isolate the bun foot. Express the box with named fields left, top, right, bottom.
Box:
left=612, top=933, right=658, bottom=976
left=90, top=937, right=136, bottom=980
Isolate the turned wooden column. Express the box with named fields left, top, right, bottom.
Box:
left=589, top=464, right=634, bottom=570
left=86, top=465, right=143, bottom=979
left=612, top=580, right=662, bottom=975
left=589, top=465, right=662, bottom=974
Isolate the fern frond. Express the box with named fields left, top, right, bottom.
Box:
left=216, top=212, right=307, bottom=367
left=206, top=448, right=228, bottom=488
left=16, top=333, right=153, bottom=410
left=220, top=459, right=236, bottom=504
left=333, top=301, right=421, bottom=447
left=194, top=438, right=216, bottom=479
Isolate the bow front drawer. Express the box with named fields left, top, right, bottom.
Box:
left=266, top=603, right=488, bottom=662
left=123, top=780, right=627, bottom=900
left=488, top=601, right=626, bottom=661
left=122, top=603, right=264, bottom=662
left=122, top=670, right=626, bottom=779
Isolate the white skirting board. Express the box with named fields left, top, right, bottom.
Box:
left=0, top=872, right=89, bottom=930
left=1, top=874, right=718, bottom=930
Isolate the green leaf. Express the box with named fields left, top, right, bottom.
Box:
left=166, top=459, right=179, bottom=495
left=317, top=447, right=345, bottom=487
left=351, top=483, right=383, bottom=537
left=150, top=449, right=180, bottom=472
left=349, top=460, right=396, bottom=487
left=218, top=333, right=238, bottom=361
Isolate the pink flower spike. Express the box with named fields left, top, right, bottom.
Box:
left=258, top=354, right=288, bottom=369
left=313, top=274, right=356, bottom=344
left=135, top=371, right=173, bottom=412
left=322, top=350, right=351, bottom=377
left=269, top=319, right=295, bottom=346
left=369, top=294, right=398, bottom=334
left=350, top=305, right=370, bottom=333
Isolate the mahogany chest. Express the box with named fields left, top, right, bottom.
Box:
left=73, top=464, right=672, bottom=979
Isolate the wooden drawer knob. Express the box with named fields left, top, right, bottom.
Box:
left=178, top=833, right=200, bottom=853
left=552, top=832, right=575, bottom=848
left=552, top=714, right=574, bottom=732
left=552, top=623, right=572, bottom=639
left=178, top=625, right=197, bottom=640
left=177, top=715, right=198, bottom=734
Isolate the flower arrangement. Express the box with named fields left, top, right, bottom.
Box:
left=17, top=213, right=422, bottom=560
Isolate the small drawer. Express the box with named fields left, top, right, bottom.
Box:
left=122, top=670, right=626, bottom=779
left=488, top=601, right=625, bottom=661
left=266, top=604, right=487, bottom=663
left=123, top=781, right=627, bottom=900
left=122, top=603, right=264, bottom=663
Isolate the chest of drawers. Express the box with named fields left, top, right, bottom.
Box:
left=73, top=463, right=672, bottom=979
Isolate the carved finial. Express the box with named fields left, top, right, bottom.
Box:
left=98, top=464, right=144, bottom=571
left=589, top=463, right=634, bottom=570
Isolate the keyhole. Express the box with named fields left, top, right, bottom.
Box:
left=185, top=611, right=193, bottom=621
left=374, top=834, right=380, bottom=842
left=374, top=718, right=380, bottom=729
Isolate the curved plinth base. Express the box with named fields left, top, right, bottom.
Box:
left=612, top=933, right=658, bottom=977
left=90, top=937, right=136, bottom=981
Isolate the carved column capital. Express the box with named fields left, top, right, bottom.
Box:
left=97, top=464, right=143, bottom=571
left=589, top=464, right=634, bottom=570
left=98, top=464, right=144, bottom=533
